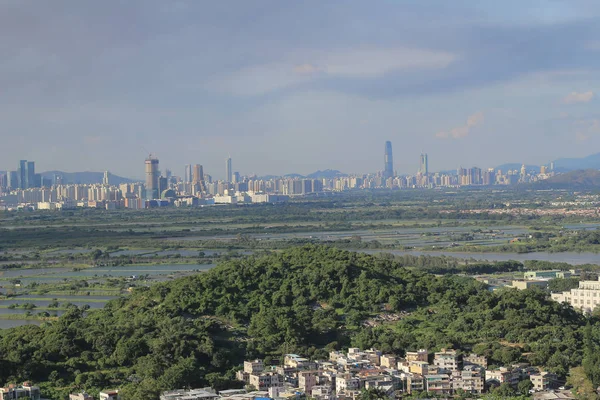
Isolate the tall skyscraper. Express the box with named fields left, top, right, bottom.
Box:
left=384, top=141, right=394, bottom=179
left=184, top=164, right=192, bottom=183
left=7, top=171, right=18, bottom=189
left=16, top=160, right=36, bottom=189
left=103, top=171, right=110, bottom=186
left=225, top=157, right=232, bottom=183
left=193, top=164, right=204, bottom=184
left=145, top=155, right=160, bottom=199
left=419, top=153, right=428, bottom=175
left=18, top=160, right=27, bottom=189
left=27, top=161, right=35, bottom=188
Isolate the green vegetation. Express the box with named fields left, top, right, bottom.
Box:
left=0, top=246, right=599, bottom=399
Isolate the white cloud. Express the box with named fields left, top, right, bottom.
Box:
left=563, top=91, right=595, bottom=104
left=209, top=47, right=457, bottom=96
left=320, top=47, right=456, bottom=78
left=436, top=111, right=485, bottom=139
left=573, top=119, right=600, bottom=143
left=293, top=63, right=320, bottom=75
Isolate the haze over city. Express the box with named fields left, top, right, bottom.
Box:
left=2, top=1, right=600, bottom=178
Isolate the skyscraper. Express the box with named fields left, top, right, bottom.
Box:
left=184, top=164, right=192, bottom=183
left=225, top=157, right=232, bottom=183
left=16, top=160, right=36, bottom=189
left=103, top=171, right=110, bottom=186
left=18, top=160, right=27, bottom=189
left=419, top=153, right=428, bottom=175
left=193, top=164, right=204, bottom=184
left=384, top=141, right=394, bottom=179
left=145, top=155, right=160, bottom=199
left=7, top=171, right=18, bottom=190
left=26, top=161, right=35, bottom=188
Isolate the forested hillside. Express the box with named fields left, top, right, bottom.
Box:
left=0, top=246, right=599, bottom=399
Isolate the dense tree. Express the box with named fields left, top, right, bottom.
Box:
left=0, top=245, right=595, bottom=399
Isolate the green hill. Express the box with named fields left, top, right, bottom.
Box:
left=532, top=169, right=600, bottom=189
left=0, top=246, right=598, bottom=399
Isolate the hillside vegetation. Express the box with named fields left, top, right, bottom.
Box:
left=532, top=169, right=600, bottom=189
left=1, top=246, right=600, bottom=399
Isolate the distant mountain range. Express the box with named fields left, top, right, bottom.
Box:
left=529, top=169, right=600, bottom=189
left=306, top=169, right=348, bottom=179
left=260, top=169, right=348, bottom=180
left=494, top=163, right=541, bottom=173
left=5, top=153, right=600, bottom=186
left=40, top=171, right=136, bottom=185
left=553, top=153, right=600, bottom=172
left=494, top=152, right=600, bottom=174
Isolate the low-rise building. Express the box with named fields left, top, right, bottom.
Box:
left=425, top=374, right=452, bottom=395
left=552, top=277, right=600, bottom=312
left=512, top=280, right=548, bottom=290
left=434, top=349, right=460, bottom=372
left=249, top=372, right=280, bottom=390
left=403, top=373, right=424, bottom=394
left=336, top=373, right=360, bottom=393
left=160, top=389, right=219, bottom=400
left=380, top=354, right=396, bottom=368
left=244, top=360, right=264, bottom=374
left=0, top=383, right=40, bottom=400
left=463, top=354, right=487, bottom=369
left=311, top=385, right=333, bottom=400
left=99, top=390, right=120, bottom=400
left=409, top=361, right=430, bottom=375
left=524, top=270, right=570, bottom=280
left=486, top=367, right=520, bottom=387
left=298, top=371, right=319, bottom=393
left=530, top=372, right=558, bottom=391
left=69, top=393, right=94, bottom=400
left=406, top=349, right=428, bottom=362
left=452, top=365, right=485, bottom=394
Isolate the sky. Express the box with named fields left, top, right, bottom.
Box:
left=2, top=1, right=600, bottom=179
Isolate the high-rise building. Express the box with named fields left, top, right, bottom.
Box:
left=7, top=171, right=18, bottom=189
left=27, top=161, right=36, bottom=188
left=18, top=160, right=27, bottom=189
left=225, top=157, right=232, bottom=183
left=145, top=155, right=160, bottom=200
left=384, top=141, right=394, bottom=179
left=193, top=164, right=204, bottom=184
left=103, top=171, right=110, bottom=186
left=16, top=160, right=37, bottom=189
left=419, top=153, right=429, bottom=175
left=184, top=164, right=192, bottom=183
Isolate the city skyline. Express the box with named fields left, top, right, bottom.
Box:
left=0, top=2, right=600, bottom=176
left=0, top=145, right=589, bottom=183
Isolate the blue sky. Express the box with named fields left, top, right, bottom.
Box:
left=1, top=1, right=600, bottom=178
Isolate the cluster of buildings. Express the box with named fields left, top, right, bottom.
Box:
left=475, top=269, right=576, bottom=291
left=226, top=349, right=559, bottom=399
left=0, top=160, right=47, bottom=191
left=0, top=383, right=119, bottom=400
left=3, top=347, right=567, bottom=400
left=0, top=146, right=558, bottom=211
left=379, top=141, right=555, bottom=190
left=0, top=382, right=40, bottom=400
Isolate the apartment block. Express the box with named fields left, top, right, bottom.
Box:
left=434, top=349, right=460, bottom=372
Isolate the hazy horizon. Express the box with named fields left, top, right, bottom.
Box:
left=2, top=1, right=600, bottom=179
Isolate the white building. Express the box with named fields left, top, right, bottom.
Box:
left=551, top=277, right=600, bottom=312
